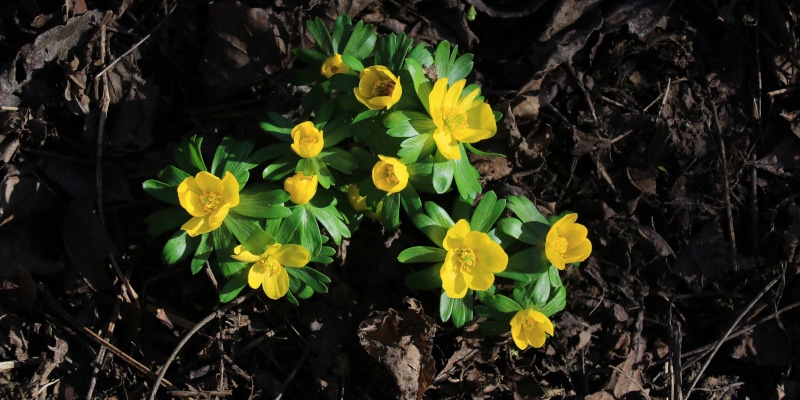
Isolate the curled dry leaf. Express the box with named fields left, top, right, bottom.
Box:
left=358, top=298, right=436, bottom=400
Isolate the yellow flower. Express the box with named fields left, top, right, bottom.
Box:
left=290, top=121, right=324, bottom=158
left=545, top=213, right=592, bottom=270
left=320, top=53, right=350, bottom=78
left=347, top=184, right=381, bottom=219
left=284, top=172, right=318, bottom=205
left=353, top=65, right=402, bottom=110
left=177, top=171, right=240, bottom=237
left=429, top=78, right=497, bottom=160
left=371, top=155, right=408, bottom=195
left=232, top=243, right=310, bottom=300
left=440, top=219, right=508, bottom=298
left=510, top=308, right=554, bottom=350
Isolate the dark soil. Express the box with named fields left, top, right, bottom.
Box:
left=2, top=0, right=800, bottom=399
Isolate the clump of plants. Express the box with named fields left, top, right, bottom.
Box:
left=143, top=15, right=591, bottom=350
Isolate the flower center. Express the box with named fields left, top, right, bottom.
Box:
left=442, top=107, right=468, bottom=134
left=552, top=236, right=569, bottom=255
left=299, top=134, right=318, bottom=146
left=371, top=79, right=396, bottom=97
left=522, top=317, right=536, bottom=330
left=257, top=257, right=282, bottom=277
left=384, top=165, right=399, bottom=184
left=201, top=191, right=221, bottom=212
left=454, top=247, right=477, bottom=272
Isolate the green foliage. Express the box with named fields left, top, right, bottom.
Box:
left=144, top=16, right=590, bottom=352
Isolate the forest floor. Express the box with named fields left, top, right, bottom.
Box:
left=1, top=0, right=800, bottom=399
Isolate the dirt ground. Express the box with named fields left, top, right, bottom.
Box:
left=1, top=0, right=800, bottom=399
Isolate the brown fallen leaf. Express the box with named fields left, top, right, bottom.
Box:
left=358, top=298, right=436, bottom=400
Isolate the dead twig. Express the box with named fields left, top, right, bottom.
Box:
left=682, top=275, right=780, bottom=399
left=95, top=2, right=178, bottom=78
left=148, top=290, right=257, bottom=400
left=39, top=285, right=179, bottom=392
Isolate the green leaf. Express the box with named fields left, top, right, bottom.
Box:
left=411, top=213, right=448, bottom=248
left=223, top=215, right=273, bottom=254
left=235, top=187, right=291, bottom=219
left=320, top=148, right=356, bottom=174
left=539, top=286, right=566, bottom=317
left=405, top=263, right=442, bottom=290
left=287, top=267, right=328, bottom=294
left=398, top=133, right=435, bottom=162
left=162, top=230, right=200, bottom=265
left=432, top=153, right=454, bottom=194
left=262, top=153, right=297, bottom=181
left=507, top=196, right=549, bottom=224
left=157, top=165, right=191, bottom=187
left=531, top=273, right=551, bottom=308
left=288, top=206, right=323, bottom=257
left=174, top=135, right=206, bottom=173
left=307, top=17, right=334, bottom=55
left=479, top=292, right=522, bottom=313
left=380, top=192, right=401, bottom=231
left=506, top=247, right=549, bottom=274
left=374, top=32, right=413, bottom=72
left=423, top=200, right=455, bottom=229
left=397, top=246, right=447, bottom=263
left=464, top=142, right=506, bottom=158
left=143, top=179, right=179, bottom=205
left=211, top=224, right=239, bottom=277
left=212, top=137, right=255, bottom=188
left=453, top=146, right=481, bottom=199
left=399, top=184, right=423, bottom=217
left=407, top=43, right=434, bottom=67
left=549, top=264, right=563, bottom=287
left=145, top=207, right=186, bottom=238
left=441, top=291, right=473, bottom=328
left=293, top=48, right=327, bottom=65
left=331, top=15, right=349, bottom=53
left=219, top=270, right=248, bottom=303
left=342, top=20, right=377, bottom=58
left=191, top=233, right=213, bottom=274
left=447, top=51, right=474, bottom=83
left=434, top=41, right=452, bottom=83
left=404, top=58, right=433, bottom=113
left=470, top=191, right=506, bottom=233
left=494, top=270, right=533, bottom=283
left=308, top=203, right=351, bottom=245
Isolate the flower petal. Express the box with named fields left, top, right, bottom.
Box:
left=564, top=239, right=592, bottom=264
left=464, top=269, right=494, bottom=291
left=525, top=324, right=546, bottom=348
left=433, top=128, right=461, bottom=160
left=181, top=216, right=213, bottom=237
left=177, top=177, right=208, bottom=217
left=511, top=324, right=528, bottom=350
left=440, top=260, right=467, bottom=298
left=274, top=244, right=310, bottom=268
left=232, top=245, right=262, bottom=263
left=221, top=172, right=240, bottom=207
left=444, top=79, right=466, bottom=108
left=443, top=219, right=470, bottom=251
left=206, top=204, right=230, bottom=232
left=545, top=245, right=566, bottom=270
left=194, top=171, right=223, bottom=194
left=248, top=261, right=267, bottom=289
left=263, top=266, right=289, bottom=300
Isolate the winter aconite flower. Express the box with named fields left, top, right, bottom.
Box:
left=372, top=155, right=408, bottom=195
left=429, top=78, right=497, bottom=160
left=320, top=54, right=350, bottom=79
left=440, top=219, right=508, bottom=298
left=510, top=308, right=554, bottom=350
left=284, top=172, right=318, bottom=205
left=177, top=171, right=240, bottom=237
left=545, top=213, right=592, bottom=270
left=354, top=65, right=402, bottom=110
left=347, top=184, right=381, bottom=219
left=290, top=121, right=324, bottom=158
left=232, top=243, right=311, bottom=300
